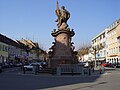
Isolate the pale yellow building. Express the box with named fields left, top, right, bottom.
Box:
left=18, top=39, right=46, bottom=61
left=0, top=42, right=8, bottom=63
left=91, top=18, right=120, bottom=65
left=107, top=19, right=120, bottom=64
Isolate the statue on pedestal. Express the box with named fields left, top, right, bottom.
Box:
left=55, top=1, right=70, bottom=29
left=49, top=1, right=77, bottom=68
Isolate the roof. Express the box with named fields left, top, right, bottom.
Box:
left=92, top=29, right=107, bottom=41
left=0, top=33, right=19, bottom=47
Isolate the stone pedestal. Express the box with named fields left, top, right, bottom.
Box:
left=49, top=28, right=77, bottom=68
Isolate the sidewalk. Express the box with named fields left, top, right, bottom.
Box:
left=82, top=66, right=116, bottom=77
left=91, top=67, right=116, bottom=76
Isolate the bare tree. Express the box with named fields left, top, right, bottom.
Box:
left=77, top=44, right=91, bottom=61
left=90, top=43, right=104, bottom=68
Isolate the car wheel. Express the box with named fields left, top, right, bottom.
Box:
left=25, top=67, right=28, bottom=70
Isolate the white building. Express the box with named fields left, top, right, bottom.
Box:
left=91, top=29, right=108, bottom=63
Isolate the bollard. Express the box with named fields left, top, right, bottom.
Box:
left=71, top=68, right=74, bottom=76
left=101, top=66, right=105, bottom=73
left=88, top=68, right=91, bottom=76
left=23, top=67, right=26, bottom=74
left=99, top=68, right=102, bottom=74
left=51, top=68, right=56, bottom=75
left=35, top=67, right=37, bottom=75
left=57, top=66, right=61, bottom=75
left=92, top=68, right=94, bottom=72
left=34, top=65, right=39, bottom=75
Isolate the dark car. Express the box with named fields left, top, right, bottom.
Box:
left=2, top=62, right=10, bottom=68
left=116, top=64, right=120, bottom=68
left=41, top=62, right=48, bottom=68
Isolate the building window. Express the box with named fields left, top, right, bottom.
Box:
left=2, top=45, right=5, bottom=51
left=92, top=41, right=94, bottom=44
left=119, top=46, right=120, bottom=52
left=117, top=37, right=120, bottom=43
left=111, top=49, right=113, bottom=54
left=104, top=50, right=106, bottom=56
left=95, top=39, right=96, bottom=42
left=8, top=47, right=10, bottom=51
left=0, top=44, right=1, bottom=51
left=103, top=33, right=105, bottom=38
left=100, top=35, right=102, bottom=40
left=5, top=46, right=8, bottom=52
left=100, top=51, right=102, bottom=56
left=102, top=42, right=106, bottom=47
left=116, top=47, right=117, bottom=54
left=109, top=49, right=110, bottom=54
left=114, top=48, right=116, bottom=54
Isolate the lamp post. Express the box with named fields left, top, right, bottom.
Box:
left=91, top=47, right=97, bottom=68
left=94, top=48, right=97, bottom=68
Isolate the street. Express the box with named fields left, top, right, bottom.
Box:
left=0, top=67, right=120, bottom=90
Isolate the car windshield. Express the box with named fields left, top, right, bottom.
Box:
left=30, top=63, right=40, bottom=66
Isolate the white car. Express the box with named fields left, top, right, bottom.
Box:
left=24, top=63, right=42, bottom=71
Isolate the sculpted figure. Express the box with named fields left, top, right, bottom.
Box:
left=55, top=1, right=70, bottom=29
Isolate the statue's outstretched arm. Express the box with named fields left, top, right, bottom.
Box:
left=56, top=1, right=59, bottom=11
left=56, top=1, right=60, bottom=17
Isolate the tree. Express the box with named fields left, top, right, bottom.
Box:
left=90, top=43, right=104, bottom=68
left=77, top=44, right=90, bottom=61
left=77, top=47, right=89, bottom=56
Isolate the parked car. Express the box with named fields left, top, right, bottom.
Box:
left=101, top=63, right=108, bottom=67
left=9, top=62, right=14, bottom=67
left=15, top=63, right=23, bottom=67
left=41, top=62, right=48, bottom=68
left=81, top=62, right=90, bottom=67
left=23, top=63, right=42, bottom=71
left=101, top=63, right=116, bottom=68
left=116, top=64, right=120, bottom=68
left=2, top=62, right=10, bottom=68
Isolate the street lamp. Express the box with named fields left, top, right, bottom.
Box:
left=92, top=47, right=97, bottom=68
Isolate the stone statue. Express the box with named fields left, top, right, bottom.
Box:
left=55, top=1, right=70, bottom=29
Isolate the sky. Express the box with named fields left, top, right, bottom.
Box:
left=0, top=0, right=120, bottom=51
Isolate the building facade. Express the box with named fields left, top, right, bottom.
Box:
left=0, top=42, right=8, bottom=63
left=18, top=39, right=46, bottom=62
left=107, top=19, right=120, bottom=64
left=91, top=29, right=107, bottom=64
left=91, top=19, right=120, bottom=65
left=0, top=34, right=46, bottom=64
left=0, top=34, right=22, bottom=63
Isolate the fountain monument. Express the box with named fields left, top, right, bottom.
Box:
left=48, top=2, right=77, bottom=68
